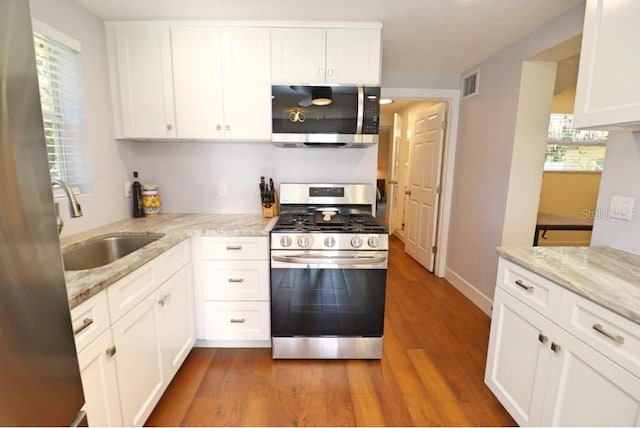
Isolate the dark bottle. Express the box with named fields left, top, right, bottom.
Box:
left=132, top=171, right=145, bottom=218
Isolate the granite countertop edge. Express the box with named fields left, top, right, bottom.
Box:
left=64, top=213, right=277, bottom=309
left=496, top=246, right=640, bottom=324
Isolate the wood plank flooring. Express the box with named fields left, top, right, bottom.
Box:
left=145, top=236, right=515, bottom=426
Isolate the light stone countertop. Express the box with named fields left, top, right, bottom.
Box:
left=497, top=246, right=640, bottom=324
left=62, top=213, right=277, bottom=309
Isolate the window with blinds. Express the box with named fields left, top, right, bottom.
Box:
left=545, top=113, right=608, bottom=172
left=33, top=24, right=92, bottom=194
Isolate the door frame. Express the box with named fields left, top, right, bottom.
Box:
left=380, top=87, right=461, bottom=278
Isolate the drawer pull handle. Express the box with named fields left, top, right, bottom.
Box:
left=105, top=345, right=117, bottom=357
left=226, top=245, right=242, bottom=250
left=73, top=318, right=94, bottom=335
left=230, top=318, right=246, bottom=324
left=228, top=278, right=245, bottom=283
left=515, top=279, right=534, bottom=293
left=592, top=323, right=625, bottom=344
left=551, top=342, right=561, bottom=353
left=538, top=333, right=548, bottom=344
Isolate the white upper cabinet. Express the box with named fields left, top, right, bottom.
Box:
left=110, top=24, right=176, bottom=138
left=573, top=0, right=640, bottom=130
left=220, top=27, right=272, bottom=141
left=271, top=26, right=382, bottom=85
left=109, top=23, right=271, bottom=141
left=171, top=26, right=225, bottom=139
left=172, top=26, right=271, bottom=141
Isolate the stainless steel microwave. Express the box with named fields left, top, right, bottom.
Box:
left=271, top=85, right=380, bottom=148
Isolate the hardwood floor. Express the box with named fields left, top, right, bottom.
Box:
left=145, top=236, right=515, bottom=427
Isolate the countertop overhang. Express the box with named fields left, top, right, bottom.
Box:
left=497, top=246, right=640, bottom=324
left=62, top=214, right=277, bottom=308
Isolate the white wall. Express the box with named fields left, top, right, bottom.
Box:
left=30, top=0, right=135, bottom=237
left=444, top=4, right=586, bottom=314
left=591, top=132, right=640, bottom=254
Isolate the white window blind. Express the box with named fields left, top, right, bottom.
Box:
left=33, top=22, right=92, bottom=193
left=545, top=113, right=608, bottom=172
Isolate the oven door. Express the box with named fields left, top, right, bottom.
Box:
left=270, top=250, right=387, bottom=338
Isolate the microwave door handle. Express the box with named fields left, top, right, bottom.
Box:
left=356, top=86, right=364, bottom=134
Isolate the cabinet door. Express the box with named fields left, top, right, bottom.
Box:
left=271, top=28, right=326, bottom=84
left=326, top=28, right=381, bottom=85
left=574, top=0, right=640, bottom=130
left=485, top=287, right=556, bottom=427
left=222, top=27, right=272, bottom=141
left=541, top=328, right=640, bottom=426
left=77, top=330, right=123, bottom=427
left=155, top=264, right=196, bottom=381
left=172, top=26, right=225, bottom=139
left=114, top=24, right=176, bottom=138
left=112, top=295, right=164, bottom=427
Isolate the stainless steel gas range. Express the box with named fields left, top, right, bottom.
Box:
left=270, top=183, right=388, bottom=359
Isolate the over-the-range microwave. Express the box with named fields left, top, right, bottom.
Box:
left=271, top=85, right=380, bottom=148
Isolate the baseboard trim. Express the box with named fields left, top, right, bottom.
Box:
left=444, top=267, right=493, bottom=317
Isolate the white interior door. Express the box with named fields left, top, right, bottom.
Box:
left=404, top=103, right=446, bottom=272
left=387, top=113, right=403, bottom=234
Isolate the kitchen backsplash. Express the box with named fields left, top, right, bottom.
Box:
left=133, top=141, right=378, bottom=214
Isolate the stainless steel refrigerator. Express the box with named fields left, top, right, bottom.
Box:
left=0, top=0, right=86, bottom=425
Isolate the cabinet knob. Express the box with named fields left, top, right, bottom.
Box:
left=216, top=124, right=222, bottom=131
left=318, top=68, right=325, bottom=76
left=166, top=124, right=173, bottom=131
left=225, top=125, right=231, bottom=132
left=538, top=333, right=548, bottom=344
left=327, top=68, right=334, bottom=76
left=106, top=345, right=117, bottom=357
left=550, top=342, right=561, bottom=353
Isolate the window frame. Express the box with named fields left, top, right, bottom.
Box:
left=32, top=19, right=92, bottom=197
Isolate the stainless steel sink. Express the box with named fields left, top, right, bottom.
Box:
left=62, top=233, right=165, bottom=271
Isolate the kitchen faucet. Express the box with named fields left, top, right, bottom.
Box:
left=52, top=178, right=82, bottom=234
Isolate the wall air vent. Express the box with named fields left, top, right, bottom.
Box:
left=462, top=70, right=479, bottom=99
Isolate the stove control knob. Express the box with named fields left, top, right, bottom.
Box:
left=350, top=236, right=363, bottom=248
left=324, top=237, right=336, bottom=248
left=297, top=236, right=311, bottom=248
left=368, top=236, right=380, bottom=248
left=280, top=236, right=292, bottom=248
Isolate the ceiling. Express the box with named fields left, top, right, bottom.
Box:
left=74, top=0, right=584, bottom=75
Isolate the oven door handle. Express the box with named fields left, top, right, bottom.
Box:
left=272, top=254, right=387, bottom=266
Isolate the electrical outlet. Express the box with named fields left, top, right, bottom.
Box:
left=125, top=181, right=132, bottom=198
left=219, top=182, right=228, bottom=196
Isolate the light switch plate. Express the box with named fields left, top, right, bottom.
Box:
left=610, top=195, right=635, bottom=221
left=219, top=182, right=228, bottom=196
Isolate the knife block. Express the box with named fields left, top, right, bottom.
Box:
left=261, top=191, right=278, bottom=218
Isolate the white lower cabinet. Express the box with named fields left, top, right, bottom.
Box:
left=72, top=290, right=123, bottom=427
left=112, top=291, right=164, bottom=426
left=193, top=235, right=271, bottom=347
left=72, top=239, right=195, bottom=427
left=486, top=258, right=640, bottom=427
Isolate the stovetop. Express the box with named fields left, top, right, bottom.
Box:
left=272, top=212, right=387, bottom=234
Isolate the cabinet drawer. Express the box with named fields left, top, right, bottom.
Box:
left=200, top=236, right=268, bottom=260
left=497, top=258, right=563, bottom=321
left=107, top=262, right=156, bottom=323
left=155, top=239, right=191, bottom=284
left=202, top=260, right=269, bottom=301
left=71, top=290, right=110, bottom=353
left=203, top=301, right=270, bottom=341
left=559, top=290, right=640, bottom=378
